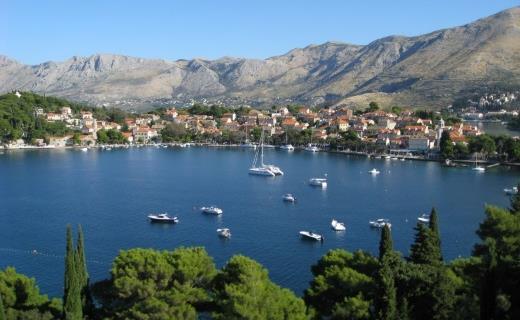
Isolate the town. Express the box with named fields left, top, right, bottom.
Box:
left=3, top=91, right=520, bottom=163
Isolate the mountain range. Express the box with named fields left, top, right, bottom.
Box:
left=1, top=7, right=519, bottom=110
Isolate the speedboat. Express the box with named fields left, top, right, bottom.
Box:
left=369, top=219, right=391, bottom=229
left=147, top=213, right=179, bottom=223
left=417, top=214, right=430, bottom=224
left=262, top=164, right=284, bottom=175
left=305, top=144, right=320, bottom=152
left=201, top=206, right=223, bottom=215
left=282, top=193, right=296, bottom=202
left=331, top=219, right=346, bottom=231
left=368, top=168, right=380, bottom=175
left=280, top=144, right=295, bottom=151
left=504, top=186, right=518, bottom=195
left=299, top=231, right=324, bottom=241
left=217, top=228, right=231, bottom=238
left=309, top=177, right=327, bottom=188
left=249, top=167, right=275, bottom=176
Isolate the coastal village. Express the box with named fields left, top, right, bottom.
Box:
left=1, top=91, right=489, bottom=157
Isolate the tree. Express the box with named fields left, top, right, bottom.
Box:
left=409, top=222, right=441, bottom=265
left=375, top=226, right=397, bottom=320
left=379, top=225, right=393, bottom=260
left=331, top=294, right=370, bottom=320
left=63, top=225, right=82, bottom=320
left=365, top=101, right=380, bottom=113
left=72, top=133, right=81, bottom=145
left=0, top=294, right=5, bottom=320
left=440, top=131, right=454, bottom=159
left=0, top=267, right=62, bottom=320
left=510, top=183, right=520, bottom=213
left=76, top=226, right=92, bottom=316
left=429, top=208, right=443, bottom=262
left=304, top=249, right=377, bottom=318
left=214, top=255, right=307, bottom=320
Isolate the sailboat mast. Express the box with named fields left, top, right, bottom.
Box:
left=260, top=128, right=264, bottom=166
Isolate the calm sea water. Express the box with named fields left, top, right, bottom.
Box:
left=0, top=147, right=518, bottom=298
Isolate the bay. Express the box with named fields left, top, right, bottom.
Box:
left=0, top=147, right=517, bottom=297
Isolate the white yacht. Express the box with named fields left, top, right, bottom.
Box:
left=369, top=219, right=392, bottom=229
left=249, top=129, right=281, bottom=177
left=280, top=144, right=295, bottom=151
left=81, top=147, right=88, bottom=152
left=217, top=228, right=231, bottom=238
left=305, top=144, right=320, bottom=152
left=147, top=213, right=179, bottom=223
left=331, top=219, right=346, bottom=231
left=368, top=168, right=380, bottom=175
left=309, top=177, right=327, bottom=188
left=504, top=186, right=518, bottom=195
left=417, top=214, right=430, bottom=224
left=299, top=231, right=324, bottom=241
left=201, top=206, right=223, bottom=215
left=282, top=194, right=296, bottom=202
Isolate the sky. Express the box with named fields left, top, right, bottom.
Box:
left=1, top=0, right=518, bottom=65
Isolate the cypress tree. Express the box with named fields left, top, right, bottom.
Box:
left=76, top=225, right=92, bottom=316
left=398, top=297, right=410, bottom=320
left=0, top=294, right=6, bottom=320
left=379, top=225, right=393, bottom=260
left=63, top=225, right=82, bottom=320
left=510, top=183, right=520, bottom=214
left=375, top=225, right=397, bottom=320
left=428, top=208, right=443, bottom=262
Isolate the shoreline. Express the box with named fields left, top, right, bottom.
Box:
left=3, top=143, right=519, bottom=168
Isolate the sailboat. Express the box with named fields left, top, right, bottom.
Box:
left=240, top=126, right=257, bottom=148
left=249, top=129, right=278, bottom=176
left=280, top=131, right=294, bottom=151
left=472, top=153, right=486, bottom=172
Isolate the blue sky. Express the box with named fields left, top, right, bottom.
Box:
left=1, top=0, right=518, bottom=65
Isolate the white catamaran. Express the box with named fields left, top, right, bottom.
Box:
left=249, top=129, right=283, bottom=176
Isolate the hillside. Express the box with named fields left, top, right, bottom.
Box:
left=0, top=7, right=519, bottom=109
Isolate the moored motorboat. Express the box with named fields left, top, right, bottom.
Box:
left=81, top=147, right=88, bottom=152
left=504, top=186, right=518, bottom=195
left=369, top=168, right=380, bottom=175
left=201, top=206, right=223, bottom=215
left=331, top=219, right=346, bottom=231
left=305, top=144, right=319, bottom=152
left=299, top=231, right=324, bottom=241
left=417, top=214, right=430, bottom=224
left=217, top=228, right=231, bottom=238
left=263, top=164, right=284, bottom=175
left=309, top=177, right=327, bottom=188
left=147, top=213, right=179, bottom=223
left=369, top=218, right=391, bottom=229
left=280, top=144, right=295, bottom=151
left=282, top=193, right=296, bottom=202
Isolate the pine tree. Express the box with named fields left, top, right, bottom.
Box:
left=409, top=222, right=442, bottom=265
left=428, top=207, right=443, bottom=262
left=379, top=225, right=393, bottom=260
left=63, top=225, right=82, bottom=320
left=0, top=294, right=6, bottom=320
left=510, top=183, right=520, bottom=214
left=398, top=297, right=410, bottom=320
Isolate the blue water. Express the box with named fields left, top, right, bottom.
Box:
left=0, top=147, right=517, bottom=298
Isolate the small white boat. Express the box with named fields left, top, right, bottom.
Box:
left=417, top=214, right=430, bottom=224
left=280, top=144, right=295, bottom=151
left=106, top=147, right=112, bottom=151
left=283, top=193, right=296, bottom=202
left=391, top=157, right=398, bottom=160
left=504, top=186, right=518, bottom=195
left=309, top=177, right=327, bottom=188
left=331, top=219, right=346, bottom=231
left=147, top=213, right=179, bottom=223
left=368, top=168, right=380, bottom=175
left=305, top=144, right=320, bottom=152
left=299, top=231, right=324, bottom=241
left=472, top=166, right=486, bottom=172
left=81, top=147, right=88, bottom=152
left=384, top=155, right=391, bottom=160
left=201, top=206, right=223, bottom=215
left=217, top=228, right=231, bottom=238
left=240, top=142, right=257, bottom=148
left=400, top=158, right=405, bottom=161
left=369, top=218, right=391, bottom=229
